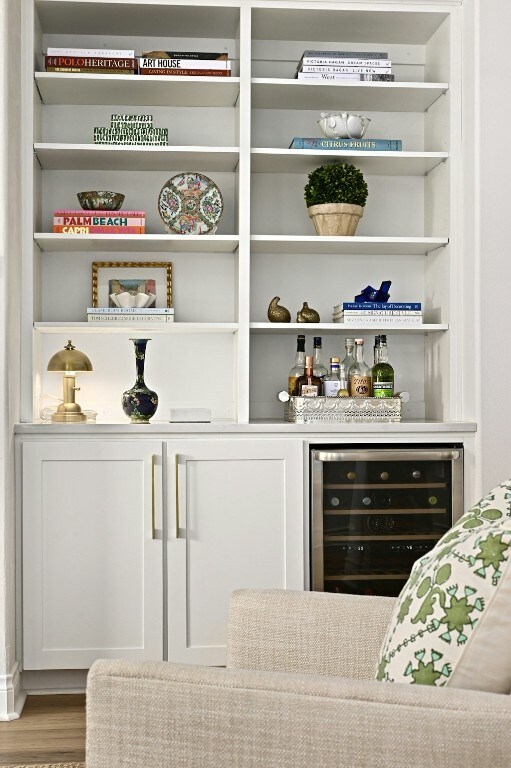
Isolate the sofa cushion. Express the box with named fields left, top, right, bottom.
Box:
left=375, top=479, right=511, bottom=693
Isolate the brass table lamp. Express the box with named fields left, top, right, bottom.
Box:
left=47, top=340, right=93, bottom=423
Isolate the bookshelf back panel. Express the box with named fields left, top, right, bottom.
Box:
left=252, top=109, right=425, bottom=152
left=37, top=332, right=237, bottom=423
left=250, top=173, right=426, bottom=237
left=42, top=105, right=237, bottom=147
left=249, top=331, right=426, bottom=422
left=250, top=251, right=425, bottom=325
left=40, top=170, right=238, bottom=235
left=40, top=250, right=237, bottom=323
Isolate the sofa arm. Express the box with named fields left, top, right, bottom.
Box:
left=86, top=659, right=511, bottom=768
left=227, top=589, right=396, bottom=679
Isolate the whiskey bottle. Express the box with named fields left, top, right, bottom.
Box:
left=348, top=339, right=371, bottom=397
left=372, top=334, right=395, bottom=398
left=294, top=355, right=322, bottom=397
left=313, top=336, right=328, bottom=382
left=341, top=337, right=355, bottom=379
left=323, top=357, right=341, bottom=397
left=287, top=334, right=306, bottom=395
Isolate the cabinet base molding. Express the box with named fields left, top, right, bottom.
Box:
left=0, top=662, right=26, bottom=720
left=21, top=669, right=88, bottom=696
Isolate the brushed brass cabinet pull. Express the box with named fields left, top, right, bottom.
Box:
left=175, top=453, right=180, bottom=538
left=151, top=454, right=156, bottom=540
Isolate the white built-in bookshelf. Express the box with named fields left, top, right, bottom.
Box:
left=22, top=0, right=466, bottom=425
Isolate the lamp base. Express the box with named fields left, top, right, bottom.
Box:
left=51, top=399, right=87, bottom=423
left=51, top=411, right=87, bottom=423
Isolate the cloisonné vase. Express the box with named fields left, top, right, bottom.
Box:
left=122, top=338, right=158, bottom=423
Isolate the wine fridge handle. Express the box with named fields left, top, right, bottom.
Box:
left=313, top=449, right=462, bottom=462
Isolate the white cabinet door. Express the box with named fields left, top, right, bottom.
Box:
left=166, top=439, right=304, bottom=665
left=22, top=440, right=163, bottom=669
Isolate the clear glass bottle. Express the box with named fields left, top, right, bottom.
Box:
left=348, top=338, right=371, bottom=397
left=323, top=357, right=341, bottom=397
left=287, top=334, right=306, bottom=395
left=294, top=355, right=322, bottom=397
left=337, top=363, right=349, bottom=397
left=341, top=337, right=355, bottom=381
left=313, top=336, right=328, bottom=382
left=372, top=334, right=395, bottom=398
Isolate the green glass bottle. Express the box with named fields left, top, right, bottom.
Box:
left=371, top=335, right=395, bottom=398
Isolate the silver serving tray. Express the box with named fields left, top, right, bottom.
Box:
left=284, top=396, right=401, bottom=423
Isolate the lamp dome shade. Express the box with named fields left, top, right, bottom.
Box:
left=47, top=340, right=93, bottom=372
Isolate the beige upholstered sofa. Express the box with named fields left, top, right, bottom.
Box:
left=86, top=589, right=511, bottom=767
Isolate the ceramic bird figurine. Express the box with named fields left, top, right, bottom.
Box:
left=267, top=296, right=291, bottom=323
left=296, top=302, right=320, bottom=323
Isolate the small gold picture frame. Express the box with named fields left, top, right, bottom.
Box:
left=92, top=261, right=172, bottom=308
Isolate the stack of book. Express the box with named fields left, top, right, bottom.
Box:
left=87, top=308, right=175, bottom=323
left=138, top=50, right=231, bottom=77
left=93, top=114, right=168, bottom=146
left=45, top=47, right=137, bottom=74
left=289, top=137, right=402, bottom=151
left=332, top=302, right=423, bottom=326
left=295, top=50, right=394, bottom=82
left=53, top=210, right=146, bottom=235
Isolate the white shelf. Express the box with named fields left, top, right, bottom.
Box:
left=33, top=144, right=239, bottom=172
left=34, top=234, right=240, bottom=253
left=250, top=323, right=448, bottom=334
left=250, top=236, right=448, bottom=256
left=251, top=149, right=448, bottom=176
left=251, top=79, right=449, bottom=112
left=34, top=323, right=239, bottom=335
left=35, top=73, right=241, bottom=107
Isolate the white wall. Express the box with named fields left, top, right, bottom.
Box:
left=478, top=0, right=511, bottom=491
left=0, top=0, right=22, bottom=719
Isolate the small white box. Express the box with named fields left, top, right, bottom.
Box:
left=169, top=408, right=211, bottom=423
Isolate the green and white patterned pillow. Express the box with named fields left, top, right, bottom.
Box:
left=376, top=479, right=511, bottom=692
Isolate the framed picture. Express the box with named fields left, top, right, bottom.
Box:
left=92, top=261, right=172, bottom=308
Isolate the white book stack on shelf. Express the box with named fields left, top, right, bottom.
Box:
left=333, top=302, right=423, bottom=326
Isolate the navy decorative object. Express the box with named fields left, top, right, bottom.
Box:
left=355, top=280, right=392, bottom=303
left=122, top=338, right=158, bottom=423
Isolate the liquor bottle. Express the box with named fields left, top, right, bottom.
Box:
left=294, top=355, right=322, bottom=396
left=348, top=338, right=371, bottom=397
left=287, top=334, right=306, bottom=395
left=372, top=334, right=395, bottom=398
left=337, top=363, right=349, bottom=397
left=340, top=337, right=355, bottom=380
left=323, top=357, right=341, bottom=396
left=313, top=336, right=328, bottom=382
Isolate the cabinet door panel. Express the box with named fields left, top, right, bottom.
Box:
left=167, top=439, right=304, bottom=665
left=22, top=440, right=163, bottom=669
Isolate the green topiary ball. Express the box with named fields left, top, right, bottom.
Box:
left=304, top=162, right=369, bottom=208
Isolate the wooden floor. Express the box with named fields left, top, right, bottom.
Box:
left=0, top=694, right=85, bottom=766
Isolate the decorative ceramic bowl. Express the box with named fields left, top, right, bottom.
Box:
left=318, top=112, right=371, bottom=140
left=77, top=191, right=125, bottom=210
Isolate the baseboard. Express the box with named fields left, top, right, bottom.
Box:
left=22, top=668, right=88, bottom=694
left=0, top=662, right=26, bottom=720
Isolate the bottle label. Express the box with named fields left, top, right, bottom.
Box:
left=350, top=375, right=371, bottom=397
left=324, top=381, right=341, bottom=397
left=373, top=381, right=394, bottom=398
left=300, top=384, right=319, bottom=397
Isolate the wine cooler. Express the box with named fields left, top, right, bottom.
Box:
left=311, top=445, right=463, bottom=597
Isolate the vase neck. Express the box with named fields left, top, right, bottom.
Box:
left=132, top=339, right=149, bottom=383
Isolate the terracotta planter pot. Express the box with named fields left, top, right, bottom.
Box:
left=307, top=203, right=364, bottom=236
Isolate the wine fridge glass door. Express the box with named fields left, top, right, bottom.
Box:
left=311, top=448, right=463, bottom=597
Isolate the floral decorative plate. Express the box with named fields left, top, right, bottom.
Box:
left=158, top=172, right=224, bottom=235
